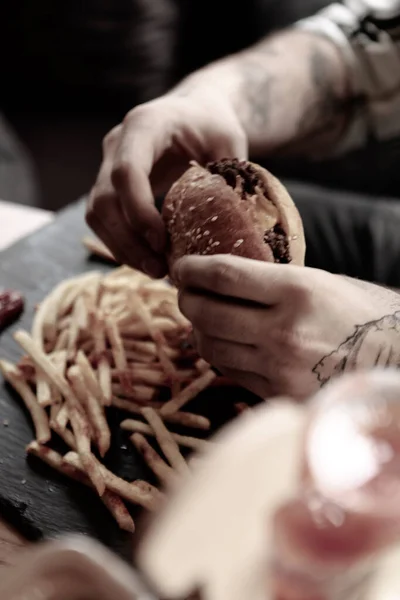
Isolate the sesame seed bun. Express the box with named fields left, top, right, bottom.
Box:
left=162, top=158, right=306, bottom=270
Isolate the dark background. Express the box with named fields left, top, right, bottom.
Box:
left=0, top=0, right=330, bottom=211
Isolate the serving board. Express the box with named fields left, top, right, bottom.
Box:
left=0, top=199, right=257, bottom=559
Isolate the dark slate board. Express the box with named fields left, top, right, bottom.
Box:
left=0, top=199, right=258, bottom=559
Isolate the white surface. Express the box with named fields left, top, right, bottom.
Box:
left=0, top=200, right=54, bottom=251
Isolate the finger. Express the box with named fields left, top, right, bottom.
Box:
left=179, top=290, right=262, bottom=345
left=207, top=128, right=248, bottom=162
left=175, top=255, right=305, bottom=306
left=87, top=208, right=167, bottom=278
left=218, top=367, right=271, bottom=400
left=87, top=124, right=121, bottom=211
left=193, top=331, right=258, bottom=374
left=87, top=131, right=167, bottom=277
left=112, top=109, right=166, bottom=253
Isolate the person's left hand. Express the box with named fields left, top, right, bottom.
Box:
left=174, top=255, right=400, bottom=400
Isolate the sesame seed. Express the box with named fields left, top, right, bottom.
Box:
left=189, top=206, right=195, bottom=211
left=203, top=230, right=210, bottom=236
left=211, top=216, right=218, bottom=222
left=206, top=197, right=214, bottom=202
left=233, top=239, right=244, bottom=248
left=213, top=241, right=220, bottom=247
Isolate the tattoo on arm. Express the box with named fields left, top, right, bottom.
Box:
left=236, top=34, right=357, bottom=154
left=313, top=311, right=400, bottom=387
left=291, top=48, right=351, bottom=150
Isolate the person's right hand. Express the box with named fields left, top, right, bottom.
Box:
left=86, top=91, right=248, bottom=278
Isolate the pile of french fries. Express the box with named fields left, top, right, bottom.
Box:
left=0, top=258, right=229, bottom=534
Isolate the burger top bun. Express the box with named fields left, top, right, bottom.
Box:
left=162, top=159, right=305, bottom=271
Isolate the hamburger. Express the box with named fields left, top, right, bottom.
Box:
left=162, top=159, right=305, bottom=269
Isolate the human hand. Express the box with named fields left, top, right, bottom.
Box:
left=175, top=254, right=400, bottom=399
left=86, top=92, right=247, bottom=277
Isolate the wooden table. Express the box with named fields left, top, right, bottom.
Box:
left=0, top=199, right=53, bottom=569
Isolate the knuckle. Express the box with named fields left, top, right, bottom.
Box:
left=123, top=104, right=149, bottom=126
left=111, top=160, right=132, bottom=189
left=102, top=125, right=120, bottom=153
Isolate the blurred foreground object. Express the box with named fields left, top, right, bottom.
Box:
left=0, top=535, right=155, bottom=600
left=139, top=370, right=400, bottom=600
left=271, top=369, right=400, bottom=600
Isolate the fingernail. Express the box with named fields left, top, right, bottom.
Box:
left=146, top=230, right=163, bottom=254
left=142, top=258, right=163, bottom=279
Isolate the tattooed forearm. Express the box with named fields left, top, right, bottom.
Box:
left=233, top=32, right=353, bottom=156
left=313, top=311, right=400, bottom=387
left=172, top=30, right=354, bottom=157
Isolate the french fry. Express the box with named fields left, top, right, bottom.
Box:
left=4, top=265, right=233, bottom=536
left=141, top=407, right=189, bottom=475
left=160, top=369, right=217, bottom=416
left=33, top=279, right=72, bottom=349
left=91, top=311, right=112, bottom=405
left=53, top=328, right=69, bottom=351
left=105, top=318, right=127, bottom=373
left=195, top=358, right=210, bottom=374
left=111, top=397, right=210, bottom=430
left=45, top=350, right=67, bottom=407
left=76, top=350, right=107, bottom=406
left=112, top=368, right=166, bottom=387
left=52, top=422, right=77, bottom=450
left=101, top=491, right=135, bottom=533
left=125, top=351, right=155, bottom=364
left=68, top=365, right=111, bottom=457
left=0, top=360, right=51, bottom=444
left=67, top=296, right=87, bottom=356
left=27, top=442, right=134, bottom=533
left=58, top=273, right=101, bottom=318
left=121, top=419, right=210, bottom=452
left=104, top=264, right=142, bottom=281
left=120, top=317, right=178, bottom=338
left=82, top=236, right=116, bottom=263
left=131, top=433, right=177, bottom=488
left=13, top=330, right=105, bottom=496
left=55, top=403, right=69, bottom=430
left=112, top=367, right=197, bottom=387
left=27, top=442, right=86, bottom=482
left=130, top=296, right=181, bottom=398
left=36, top=377, right=52, bottom=408
left=111, top=383, right=156, bottom=403
left=157, top=300, right=191, bottom=331
left=64, top=452, right=163, bottom=511
left=122, top=339, right=180, bottom=361
left=50, top=403, right=60, bottom=421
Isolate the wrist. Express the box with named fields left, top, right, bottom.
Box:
left=172, top=29, right=350, bottom=156
left=168, top=62, right=242, bottom=113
